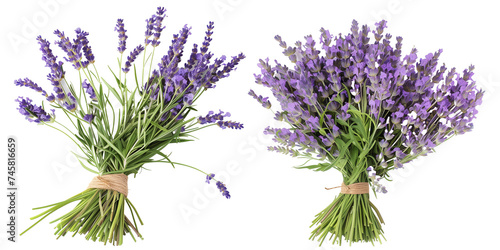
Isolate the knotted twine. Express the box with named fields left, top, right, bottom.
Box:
left=319, top=182, right=370, bottom=224
left=325, top=182, right=369, bottom=194
left=87, top=173, right=128, bottom=197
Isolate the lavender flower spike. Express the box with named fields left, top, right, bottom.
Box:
left=217, top=53, right=246, bottom=79
left=198, top=110, right=230, bottom=124
left=249, top=89, right=271, bottom=109
left=76, top=28, right=95, bottom=64
left=198, top=110, right=244, bottom=130
left=216, top=181, right=231, bottom=199
left=217, top=120, right=244, bottom=130
left=200, top=21, right=214, bottom=55
left=122, top=45, right=145, bottom=73
left=36, top=35, right=65, bottom=95
left=14, top=78, right=55, bottom=102
left=144, top=14, right=156, bottom=45
left=83, top=114, right=95, bottom=123
left=16, top=97, right=53, bottom=123
left=151, top=7, right=167, bottom=47
left=115, top=19, right=127, bottom=53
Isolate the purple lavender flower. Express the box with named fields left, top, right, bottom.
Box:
left=200, top=22, right=214, bottom=55
left=205, top=173, right=215, bottom=184
left=63, top=92, right=77, bottom=112
left=133, top=8, right=245, bottom=132
left=37, top=35, right=65, bottom=95
left=274, top=111, right=285, bottom=121
left=216, top=181, right=230, bottom=199
left=379, top=140, right=389, bottom=148
left=217, top=120, right=244, bottom=130
left=156, top=25, right=191, bottom=83
left=56, top=92, right=65, bottom=100
left=115, top=19, right=127, bottom=53
left=64, top=102, right=76, bottom=112
left=54, top=29, right=86, bottom=70
left=83, top=114, right=95, bottom=123
left=76, top=28, right=95, bottom=64
left=144, top=15, right=156, bottom=45
left=183, top=93, right=194, bottom=106
left=14, top=78, right=55, bottom=102
left=394, top=148, right=407, bottom=160
left=198, top=110, right=243, bottom=130
left=198, top=110, right=231, bottom=125
left=216, top=53, right=245, bottom=80
left=249, top=89, right=271, bottom=109
left=151, top=7, right=166, bottom=47
left=122, top=45, right=144, bottom=73
left=82, top=80, right=96, bottom=100
left=16, top=97, right=53, bottom=123
left=337, top=103, right=351, bottom=121
left=204, top=174, right=230, bottom=198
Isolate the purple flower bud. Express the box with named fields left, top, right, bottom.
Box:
left=205, top=173, right=215, bottom=184
left=183, top=93, right=194, bottom=106
left=83, top=114, right=94, bottom=123
left=337, top=103, right=351, bottom=121
left=379, top=140, right=389, bottom=148
left=393, top=148, right=407, bottom=160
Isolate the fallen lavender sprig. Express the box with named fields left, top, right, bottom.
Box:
left=15, top=6, right=244, bottom=245
left=251, top=20, right=483, bottom=246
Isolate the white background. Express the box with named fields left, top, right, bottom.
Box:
left=1, top=0, right=499, bottom=249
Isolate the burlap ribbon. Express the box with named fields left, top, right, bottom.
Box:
left=325, top=182, right=369, bottom=194
left=87, top=173, right=128, bottom=196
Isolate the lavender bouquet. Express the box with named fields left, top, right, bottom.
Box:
left=15, top=7, right=244, bottom=245
left=251, top=20, right=483, bottom=245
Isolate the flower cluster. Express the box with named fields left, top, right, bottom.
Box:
left=138, top=19, right=245, bottom=128
left=198, top=110, right=243, bottom=129
left=16, top=35, right=81, bottom=113
left=252, top=20, right=483, bottom=190
left=115, top=19, right=127, bottom=53
left=16, top=97, right=53, bottom=123
left=54, top=28, right=93, bottom=70
left=205, top=173, right=230, bottom=199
